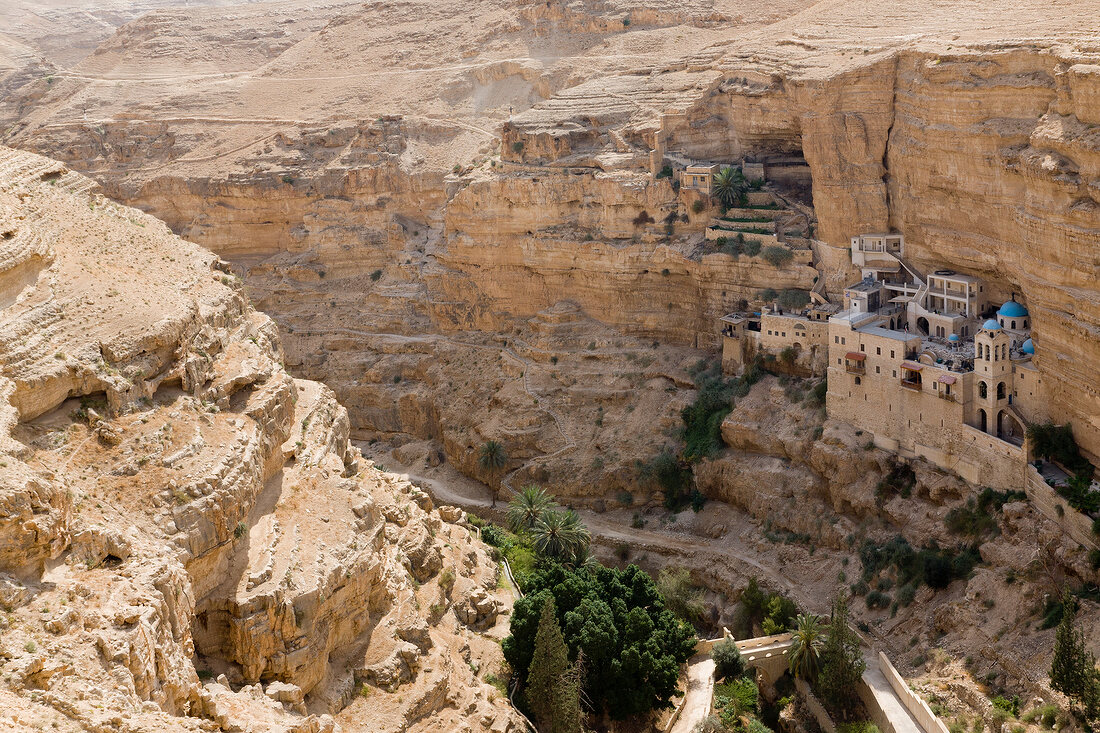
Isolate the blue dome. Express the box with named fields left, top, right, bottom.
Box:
left=1022, top=338, right=1035, bottom=354
left=998, top=300, right=1028, bottom=318
left=947, top=334, right=960, bottom=342
left=982, top=319, right=1002, bottom=331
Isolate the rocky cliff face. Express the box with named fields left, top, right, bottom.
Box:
left=0, top=146, right=519, bottom=733
left=5, top=1, right=1098, bottom=469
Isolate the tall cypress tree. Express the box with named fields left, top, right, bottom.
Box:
left=816, top=592, right=866, bottom=720
left=1050, top=593, right=1100, bottom=719
left=527, top=597, right=569, bottom=731
left=553, top=651, right=585, bottom=733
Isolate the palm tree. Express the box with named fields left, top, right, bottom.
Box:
left=507, top=484, right=557, bottom=534
left=531, top=509, right=591, bottom=562
left=477, top=440, right=508, bottom=506
left=711, top=166, right=748, bottom=209
left=788, top=613, right=825, bottom=680
left=564, top=543, right=601, bottom=572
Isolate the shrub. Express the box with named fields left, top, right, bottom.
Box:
left=370, top=269, right=383, bottom=281
left=761, top=246, right=793, bottom=267
left=656, top=164, right=673, bottom=179
left=692, top=199, right=706, bottom=214
left=777, top=289, right=810, bottom=311
left=945, top=487, right=1026, bottom=538
left=713, top=638, right=745, bottom=680
left=633, top=211, right=654, bottom=226
left=511, top=141, right=524, bottom=153
left=743, top=239, right=762, bottom=256
left=657, top=567, right=705, bottom=627
left=838, top=723, right=882, bottom=733
left=631, top=512, right=645, bottom=528
left=758, top=288, right=778, bottom=302
left=865, top=590, right=891, bottom=610
left=714, top=676, right=757, bottom=715
left=234, top=521, right=248, bottom=539
left=992, top=696, right=1020, bottom=718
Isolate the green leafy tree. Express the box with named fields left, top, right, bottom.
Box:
left=503, top=563, right=697, bottom=720
left=532, top=509, right=591, bottom=563
left=817, top=593, right=866, bottom=719
left=508, top=484, right=557, bottom=534
left=712, top=637, right=745, bottom=680
left=1050, top=592, right=1100, bottom=720
left=477, top=440, right=508, bottom=506
left=712, top=167, right=748, bottom=208
left=528, top=598, right=571, bottom=731
left=788, top=613, right=825, bottom=680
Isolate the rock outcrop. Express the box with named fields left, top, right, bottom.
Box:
left=0, top=145, right=520, bottom=732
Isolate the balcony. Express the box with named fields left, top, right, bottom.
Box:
left=846, top=364, right=865, bottom=375
left=900, top=379, right=922, bottom=391
left=937, top=391, right=957, bottom=402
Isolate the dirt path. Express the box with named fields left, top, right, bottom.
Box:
left=670, top=654, right=716, bottom=733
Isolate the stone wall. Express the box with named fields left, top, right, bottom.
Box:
left=877, top=652, right=950, bottom=733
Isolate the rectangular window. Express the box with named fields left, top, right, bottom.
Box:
left=876, top=347, right=881, bottom=355
left=892, top=370, right=897, bottom=378
left=876, top=366, right=880, bottom=374
left=890, top=350, right=895, bottom=359
left=834, top=336, right=839, bottom=344
left=841, top=337, right=846, bottom=345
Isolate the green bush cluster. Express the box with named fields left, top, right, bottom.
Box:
left=760, top=246, right=793, bottom=267
left=875, top=459, right=916, bottom=499
left=944, top=487, right=1027, bottom=538
left=776, top=289, right=810, bottom=311
left=739, top=577, right=799, bottom=635
left=858, top=535, right=979, bottom=601
left=502, top=563, right=696, bottom=720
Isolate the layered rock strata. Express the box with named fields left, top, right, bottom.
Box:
left=0, top=145, right=518, bottom=733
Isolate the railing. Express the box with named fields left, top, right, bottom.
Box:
left=937, top=391, right=957, bottom=402
left=900, top=379, right=922, bottom=391
left=846, top=364, right=866, bottom=375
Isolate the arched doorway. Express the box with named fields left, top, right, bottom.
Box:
left=998, top=411, right=1025, bottom=444
left=978, top=381, right=987, bottom=399
left=916, top=317, right=929, bottom=335
left=978, top=408, right=987, bottom=433
left=997, top=382, right=1007, bottom=400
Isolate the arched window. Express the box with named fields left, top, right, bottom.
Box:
left=993, top=344, right=998, bottom=361
left=997, top=382, right=1006, bottom=400
left=855, top=376, right=861, bottom=385
left=979, top=381, right=988, bottom=398
left=1011, top=320, right=1017, bottom=330
left=1023, top=319, right=1028, bottom=328
left=1002, top=344, right=1007, bottom=360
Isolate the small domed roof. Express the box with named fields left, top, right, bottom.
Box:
left=947, top=334, right=960, bottom=342
left=982, top=319, right=1002, bottom=331
left=1022, top=338, right=1035, bottom=354
left=998, top=300, right=1028, bottom=318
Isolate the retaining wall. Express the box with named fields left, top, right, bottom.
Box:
left=1024, top=465, right=1098, bottom=550
left=877, top=653, right=949, bottom=733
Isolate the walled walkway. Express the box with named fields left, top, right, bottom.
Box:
left=670, top=655, right=716, bottom=733
left=862, top=653, right=923, bottom=733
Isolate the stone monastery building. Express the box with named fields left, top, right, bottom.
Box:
left=723, top=233, right=1045, bottom=491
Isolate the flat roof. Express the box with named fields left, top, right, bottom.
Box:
left=685, top=164, right=719, bottom=172
left=846, top=280, right=884, bottom=293
left=855, top=326, right=920, bottom=342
